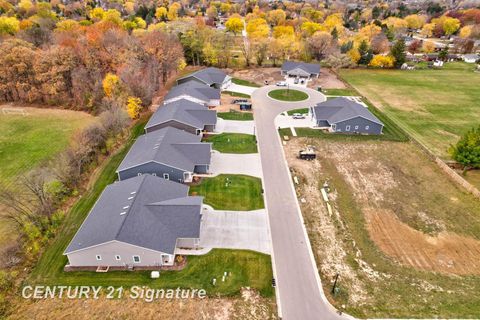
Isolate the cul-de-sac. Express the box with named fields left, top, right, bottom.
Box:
left=1, top=0, right=480, bottom=319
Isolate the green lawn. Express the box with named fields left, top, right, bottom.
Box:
left=322, top=88, right=358, bottom=96
left=204, top=133, right=257, bottom=154
left=28, top=121, right=272, bottom=297
left=0, top=108, right=95, bottom=186
left=217, top=111, right=254, bottom=121
left=223, top=91, right=251, bottom=98
left=268, top=89, right=308, bottom=101
left=189, top=174, right=264, bottom=211
left=339, top=62, right=480, bottom=159
left=286, top=108, right=309, bottom=115
left=232, top=78, right=261, bottom=87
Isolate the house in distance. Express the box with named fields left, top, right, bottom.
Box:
left=281, top=61, right=321, bottom=79
left=164, top=80, right=221, bottom=107
left=176, top=67, right=232, bottom=90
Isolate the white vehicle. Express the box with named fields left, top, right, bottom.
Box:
left=292, top=113, right=306, bottom=119
left=276, top=81, right=288, bottom=87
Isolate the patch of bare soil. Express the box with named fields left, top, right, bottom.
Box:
left=216, top=94, right=252, bottom=113
left=8, top=288, right=276, bottom=320
left=308, top=69, right=346, bottom=89
left=310, top=140, right=480, bottom=276
left=365, top=208, right=480, bottom=275
left=230, top=67, right=283, bottom=85
left=284, top=139, right=369, bottom=305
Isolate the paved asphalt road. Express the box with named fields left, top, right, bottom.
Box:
left=252, top=86, right=352, bottom=320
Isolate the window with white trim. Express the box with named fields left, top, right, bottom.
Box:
left=346, top=125, right=351, bottom=131
left=163, top=173, right=170, bottom=180
left=137, top=173, right=142, bottom=176
left=355, top=126, right=359, bottom=130
left=152, top=173, right=156, bottom=176
left=133, top=255, right=141, bottom=263
left=115, top=255, right=121, bottom=261
left=365, top=125, right=370, bottom=130
left=96, top=255, right=102, bottom=261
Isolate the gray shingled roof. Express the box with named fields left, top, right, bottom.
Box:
left=281, top=61, right=321, bottom=75
left=165, top=81, right=220, bottom=102
left=117, top=127, right=211, bottom=173
left=177, top=67, right=230, bottom=86
left=312, top=97, right=383, bottom=126
left=145, top=99, right=217, bottom=131
left=64, top=175, right=203, bottom=255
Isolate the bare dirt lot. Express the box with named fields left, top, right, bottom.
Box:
left=283, top=137, right=480, bottom=318
left=9, top=288, right=276, bottom=320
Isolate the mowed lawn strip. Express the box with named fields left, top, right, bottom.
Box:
left=189, top=174, right=264, bottom=211
left=29, top=121, right=273, bottom=297
left=286, top=108, right=309, bottom=115
left=204, top=133, right=257, bottom=154
left=268, top=89, right=308, bottom=101
left=339, top=62, right=480, bottom=158
left=232, top=78, right=261, bottom=87
left=217, top=112, right=253, bottom=121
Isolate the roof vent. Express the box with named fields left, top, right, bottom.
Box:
left=128, top=196, right=134, bottom=200
left=130, top=191, right=136, bottom=195
left=120, top=212, right=127, bottom=215
left=123, top=206, right=129, bottom=209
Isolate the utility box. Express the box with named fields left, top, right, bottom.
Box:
left=299, top=147, right=316, bottom=160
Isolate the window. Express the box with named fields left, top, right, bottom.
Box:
left=346, top=125, right=351, bottom=131
left=365, top=125, right=370, bottom=130
left=137, top=173, right=142, bottom=176
left=115, top=255, right=121, bottom=261
left=96, top=255, right=102, bottom=261
left=163, top=173, right=170, bottom=180
left=133, top=255, right=141, bottom=263
left=354, top=126, right=359, bottom=130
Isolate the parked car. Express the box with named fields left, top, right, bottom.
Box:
left=292, top=113, right=306, bottom=119
left=276, top=81, right=287, bottom=87
left=232, top=98, right=248, bottom=104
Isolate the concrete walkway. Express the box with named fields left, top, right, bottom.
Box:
left=210, top=151, right=263, bottom=178
left=199, top=209, right=270, bottom=255
left=224, top=83, right=258, bottom=96
left=215, top=118, right=255, bottom=135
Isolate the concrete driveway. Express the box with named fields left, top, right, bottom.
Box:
left=210, top=151, right=262, bottom=178
left=200, top=208, right=270, bottom=254
left=224, top=83, right=258, bottom=96
left=275, top=113, right=314, bottom=129
left=253, top=85, right=352, bottom=319
left=216, top=118, right=255, bottom=135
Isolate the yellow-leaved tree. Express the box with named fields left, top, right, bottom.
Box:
left=102, top=73, right=121, bottom=98
left=225, top=15, right=244, bottom=35
left=369, top=55, right=395, bottom=68
left=347, top=48, right=361, bottom=64
left=126, top=97, right=142, bottom=119
left=155, top=7, right=168, bottom=20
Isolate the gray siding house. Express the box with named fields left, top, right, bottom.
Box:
left=281, top=61, right=321, bottom=78
left=64, top=175, right=203, bottom=268
left=176, top=67, right=232, bottom=90
left=145, top=99, right=217, bottom=135
left=164, top=81, right=221, bottom=107
left=310, top=98, right=384, bottom=135
left=117, top=127, right=212, bottom=182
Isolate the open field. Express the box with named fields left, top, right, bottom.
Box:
left=268, top=89, right=308, bottom=101
left=232, top=77, right=261, bottom=87
left=204, top=133, right=257, bottom=154
left=190, top=174, right=264, bottom=211
left=339, top=63, right=480, bottom=159
left=284, top=137, right=480, bottom=318
left=217, top=111, right=253, bottom=121
left=0, top=107, right=96, bottom=257
left=9, top=287, right=276, bottom=320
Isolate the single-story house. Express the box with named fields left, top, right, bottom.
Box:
left=145, top=99, right=217, bottom=135
left=164, top=81, right=221, bottom=107
left=281, top=61, right=321, bottom=79
left=176, top=67, right=232, bottom=90
left=117, top=127, right=212, bottom=182
left=463, top=54, right=479, bottom=63
left=64, top=175, right=203, bottom=268
left=310, top=97, right=384, bottom=135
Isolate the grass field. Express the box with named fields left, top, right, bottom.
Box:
left=189, top=174, right=264, bottom=211
left=222, top=91, right=251, bottom=98
left=268, top=89, right=308, bottom=101
left=0, top=107, right=96, bottom=253
left=232, top=78, right=261, bottom=87
left=286, top=108, right=309, bottom=115
left=339, top=63, right=480, bottom=159
left=217, top=111, right=253, bottom=121
left=204, top=133, right=257, bottom=154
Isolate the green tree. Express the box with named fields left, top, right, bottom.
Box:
left=449, top=126, right=480, bottom=173
left=390, top=39, right=406, bottom=68
left=358, top=40, right=373, bottom=65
